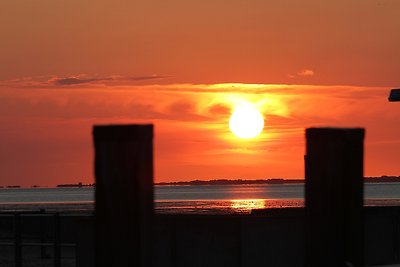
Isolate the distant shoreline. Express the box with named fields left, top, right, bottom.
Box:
left=156, top=178, right=301, bottom=186
left=155, top=176, right=400, bottom=186
left=1, top=176, right=399, bottom=188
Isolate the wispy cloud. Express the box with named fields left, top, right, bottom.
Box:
left=288, top=69, right=315, bottom=79
left=51, top=74, right=170, bottom=86
left=128, top=75, right=169, bottom=81
left=297, top=69, right=315, bottom=77
left=0, top=74, right=170, bottom=88
left=0, top=76, right=387, bottom=105
left=51, top=77, right=110, bottom=86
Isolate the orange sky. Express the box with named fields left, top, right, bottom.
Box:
left=0, top=1, right=399, bottom=186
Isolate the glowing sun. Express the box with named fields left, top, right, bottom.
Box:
left=229, top=106, right=264, bottom=139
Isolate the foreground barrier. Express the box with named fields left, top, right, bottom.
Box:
left=92, top=125, right=369, bottom=267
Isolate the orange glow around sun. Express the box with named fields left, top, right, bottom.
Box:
left=0, top=82, right=399, bottom=186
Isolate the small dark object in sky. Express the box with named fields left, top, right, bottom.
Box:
left=388, top=88, right=400, bottom=102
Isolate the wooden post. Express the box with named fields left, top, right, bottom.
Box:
left=305, top=128, right=364, bottom=267
left=93, top=125, right=154, bottom=267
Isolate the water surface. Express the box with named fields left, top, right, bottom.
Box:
left=1, top=183, right=400, bottom=214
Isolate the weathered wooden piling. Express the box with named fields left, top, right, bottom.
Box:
left=305, top=128, right=364, bottom=267
left=93, top=125, right=154, bottom=267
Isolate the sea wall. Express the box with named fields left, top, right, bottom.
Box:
left=153, top=207, right=400, bottom=267
left=154, top=211, right=305, bottom=267
left=1, top=206, right=400, bottom=266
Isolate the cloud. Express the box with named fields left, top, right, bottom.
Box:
left=1, top=77, right=386, bottom=106
left=52, top=75, right=169, bottom=86
left=207, top=103, right=231, bottom=116
left=0, top=74, right=170, bottom=88
left=288, top=69, right=315, bottom=79
left=52, top=77, right=109, bottom=85
left=297, top=69, right=315, bottom=76
left=128, top=75, right=170, bottom=81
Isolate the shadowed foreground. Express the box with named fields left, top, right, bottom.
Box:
left=1, top=207, right=400, bottom=267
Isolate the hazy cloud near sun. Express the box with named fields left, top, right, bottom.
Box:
left=0, top=76, right=389, bottom=107
left=0, top=79, right=394, bottom=143
left=0, top=81, right=398, bottom=184
left=0, top=82, right=394, bottom=129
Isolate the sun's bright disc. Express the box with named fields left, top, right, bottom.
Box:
left=229, top=106, right=264, bottom=139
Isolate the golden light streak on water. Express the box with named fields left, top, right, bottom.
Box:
left=230, top=199, right=266, bottom=212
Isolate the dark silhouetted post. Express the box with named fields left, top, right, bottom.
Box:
left=305, top=128, right=364, bottom=267
left=388, top=88, right=400, bottom=102
left=94, top=125, right=154, bottom=267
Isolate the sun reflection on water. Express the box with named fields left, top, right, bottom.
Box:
left=230, top=199, right=266, bottom=212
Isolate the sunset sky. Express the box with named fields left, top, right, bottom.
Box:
left=1, top=1, right=399, bottom=186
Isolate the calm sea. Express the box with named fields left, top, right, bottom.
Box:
left=1, top=183, right=400, bottom=214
